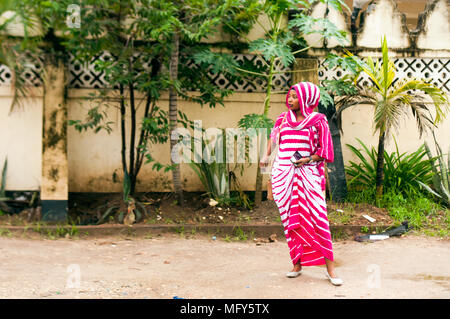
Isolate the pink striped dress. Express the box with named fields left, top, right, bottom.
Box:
left=270, top=83, right=334, bottom=267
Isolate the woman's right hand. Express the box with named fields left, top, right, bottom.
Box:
left=259, top=155, right=270, bottom=168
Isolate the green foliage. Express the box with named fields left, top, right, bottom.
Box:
left=317, top=85, right=335, bottom=108
left=193, top=49, right=239, bottom=74
left=322, top=78, right=359, bottom=97
left=380, top=191, right=441, bottom=229
left=237, top=113, right=274, bottom=133
left=0, top=228, right=12, bottom=237
left=334, top=37, right=448, bottom=201
left=189, top=129, right=231, bottom=204
left=421, top=132, right=450, bottom=207
left=187, top=127, right=253, bottom=209
left=232, top=226, right=252, bottom=241
left=249, top=38, right=295, bottom=67
left=60, top=0, right=233, bottom=198
left=288, top=15, right=348, bottom=46
left=229, top=172, right=253, bottom=210
left=346, top=187, right=442, bottom=229
left=324, top=52, right=366, bottom=75
left=68, top=93, right=114, bottom=134
left=179, top=49, right=234, bottom=108
left=336, top=37, right=449, bottom=138
left=237, top=113, right=274, bottom=167
left=0, top=158, right=7, bottom=200
left=194, top=0, right=349, bottom=114
left=346, top=138, right=435, bottom=197
left=319, top=77, right=359, bottom=109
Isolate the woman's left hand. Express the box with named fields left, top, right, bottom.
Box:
left=293, top=157, right=310, bottom=167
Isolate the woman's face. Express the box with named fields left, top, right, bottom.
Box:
left=287, top=89, right=300, bottom=111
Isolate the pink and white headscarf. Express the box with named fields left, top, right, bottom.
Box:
left=286, top=81, right=321, bottom=117
left=285, top=81, right=324, bottom=129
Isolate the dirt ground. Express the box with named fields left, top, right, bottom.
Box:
left=0, top=234, right=448, bottom=299
left=63, top=192, right=394, bottom=227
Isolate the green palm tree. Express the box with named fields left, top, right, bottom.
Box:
left=336, top=37, right=449, bottom=200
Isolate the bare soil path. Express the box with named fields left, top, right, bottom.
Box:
left=0, top=234, right=448, bottom=299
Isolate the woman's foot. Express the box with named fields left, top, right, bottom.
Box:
left=292, top=263, right=302, bottom=273
left=325, top=271, right=343, bottom=286
left=286, top=262, right=302, bottom=278
left=326, top=269, right=337, bottom=278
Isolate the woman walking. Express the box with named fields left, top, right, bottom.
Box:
left=260, top=81, right=343, bottom=286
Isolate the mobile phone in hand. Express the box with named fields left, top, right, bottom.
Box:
left=290, top=151, right=302, bottom=164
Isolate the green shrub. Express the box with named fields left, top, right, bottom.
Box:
left=188, top=129, right=253, bottom=209
left=346, top=138, right=435, bottom=198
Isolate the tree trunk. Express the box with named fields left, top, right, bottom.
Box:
left=169, top=30, right=184, bottom=205
left=129, top=74, right=137, bottom=196
left=376, top=132, right=386, bottom=200
left=318, top=100, right=348, bottom=202
left=119, top=84, right=128, bottom=199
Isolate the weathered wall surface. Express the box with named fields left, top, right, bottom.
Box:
left=0, top=0, right=449, bottom=192
left=1, top=87, right=448, bottom=192
left=0, top=87, right=42, bottom=191
left=307, top=0, right=449, bottom=57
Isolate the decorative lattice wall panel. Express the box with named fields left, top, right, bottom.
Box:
left=0, top=53, right=292, bottom=93
left=318, top=58, right=450, bottom=92
left=0, top=54, right=448, bottom=93
left=0, top=54, right=44, bottom=87
left=183, top=54, right=292, bottom=93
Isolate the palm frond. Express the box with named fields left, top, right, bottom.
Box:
left=380, top=36, right=396, bottom=93
left=390, top=79, right=449, bottom=124
left=333, top=90, right=377, bottom=132
left=373, top=99, right=405, bottom=135
left=363, top=56, right=382, bottom=92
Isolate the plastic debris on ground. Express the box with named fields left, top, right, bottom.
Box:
left=362, top=214, right=376, bottom=223
left=355, top=221, right=410, bottom=242
left=209, top=199, right=218, bottom=207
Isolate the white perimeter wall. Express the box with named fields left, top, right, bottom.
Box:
left=0, top=86, right=448, bottom=192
